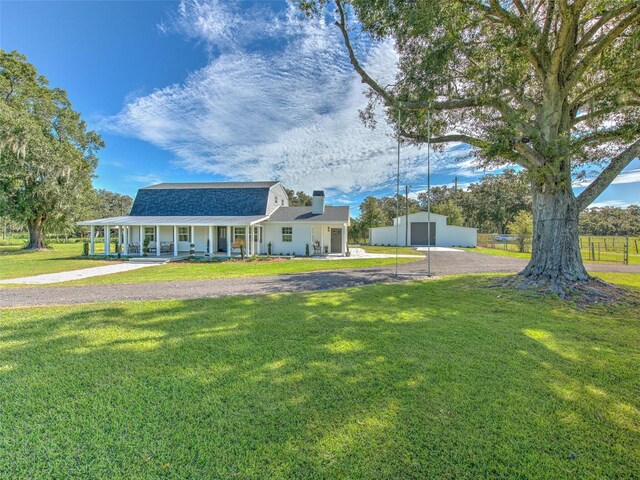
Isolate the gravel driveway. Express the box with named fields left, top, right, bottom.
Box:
left=1, top=251, right=637, bottom=308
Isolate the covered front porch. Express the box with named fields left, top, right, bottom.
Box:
left=78, top=215, right=268, bottom=258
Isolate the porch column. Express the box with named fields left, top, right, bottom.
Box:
left=90, top=225, right=95, bottom=255
left=208, top=225, right=213, bottom=254
left=123, top=226, right=129, bottom=255
left=117, top=226, right=122, bottom=255
left=320, top=227, right=324, bottom=255
left=256, top=226, right=261, bottom=255
left=104, top=225, right=111, bottom=256
left=342, top=224, right=348, bottom=256
left=139, top=226, right=143, bottom=255
left=190, top=226, right=195, bottom=251
left=226, top=226, right=231, bottom=257
left=156, top=225, right=160, bottom=256
left=173, top=226, right=178, bottom=257
left=244, top=226, right=249, bottom=257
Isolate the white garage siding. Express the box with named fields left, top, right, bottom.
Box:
left=369, top=212, right=477, bottom=247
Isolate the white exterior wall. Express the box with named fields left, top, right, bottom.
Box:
left=263, top=223, right=312, bottom=256
left=263, top=223, right=347, bottom=255
left=370, top=212, right=477, bottom=247
left=266, top=183, right=290, bottom=214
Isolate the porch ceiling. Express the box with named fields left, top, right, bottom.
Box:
left=77, top=215, right=269, bottom=226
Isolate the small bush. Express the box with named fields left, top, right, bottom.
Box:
left=82, top=241, right=89, bottom=257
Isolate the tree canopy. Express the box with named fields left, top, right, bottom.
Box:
left=302, top=0, right=640, bottom=291
left=0, top=50, right=104, bottom=248
left=285, top=189, right=313, bottom=206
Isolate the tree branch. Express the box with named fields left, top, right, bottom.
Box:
left=335, top=0, right=504, bottom=113
left=572, top=101, right=640, bottom=125
left=401, top=132, right=488, bottom=148
left=334, top=0, right=397, bottom=106
left=576, top=138, right=640, bottom=211
left=576, top=3, right=638, bottom=52
left=568, top=7, right=640, bottom=87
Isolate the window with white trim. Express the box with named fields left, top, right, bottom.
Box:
left=234, top=227, right=246, bottom=243
left=282, top=227, right=292, bottom=242
left=144, top=227, right=155, bottom=242
left=178, top=227, right=190, bottom=242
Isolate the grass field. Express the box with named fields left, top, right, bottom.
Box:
left=477, top=234, right=640, bottom=265
left=0, top=243, right=111, bottom=280
left=1, top=275, right=638, bottom=478
left=467, top=246, right=640, bottom=265
left=0, top=243, right=420, bottom=286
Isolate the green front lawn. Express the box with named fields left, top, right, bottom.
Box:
left=0, top=242, right=112, bottom=280
left=1, top=276, right=638, bottom=478
left=0, top=243, right=421, bottom=287
left=58, top=256, right=420, bottom=287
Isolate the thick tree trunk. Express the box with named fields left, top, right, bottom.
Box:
left=520, top=188, right=589, bottom=283
left=26, top=216, right=46, bottom=249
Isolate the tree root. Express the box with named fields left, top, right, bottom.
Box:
left=494, top=274, right=639, bottom=306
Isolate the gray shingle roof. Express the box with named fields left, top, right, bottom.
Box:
left=77, top=215, right=268, bottom=226
left=130, top=183, right=275, bottom=216
left=267, top=206, right=349, bottom=223
left=143, top=182, right=278, bottom=189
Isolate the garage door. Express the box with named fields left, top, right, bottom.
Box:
left=410, top=222, right=436, bottom=246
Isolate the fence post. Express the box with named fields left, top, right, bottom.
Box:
left=635, top=238, right=639, bottom=254
left=597, top=243, right=600, bottom=261
left=591, top=243, right=595, bottom=261
left=624, top=237, right=629, bottom=265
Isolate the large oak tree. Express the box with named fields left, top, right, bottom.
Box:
left=302, top=0, right=640, bottom=291
left=0, top=50, right=103, bottom=249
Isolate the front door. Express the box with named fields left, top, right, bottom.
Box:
left=217, top=227, right=227, bottom=252
left=330, top=228, right=342, bottom=253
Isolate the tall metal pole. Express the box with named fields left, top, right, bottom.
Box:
left=427, top=108, right=432, bottom=276
left=405, top=185, right=409, bottom=247
left=395, top=107, right=401, bottom=276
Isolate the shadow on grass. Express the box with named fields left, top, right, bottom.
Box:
left=1, top=276, right=638, bottom=478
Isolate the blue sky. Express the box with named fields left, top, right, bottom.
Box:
left=2, top=0, right=638, bottom=213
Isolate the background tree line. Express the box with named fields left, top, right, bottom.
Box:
left=1, top=188, right=133, bottom=242
left=349, top=169, right=533, bottom=243
left=579, top=206, right=640, bottom=237
left=349, top=169, right=640, bottom=244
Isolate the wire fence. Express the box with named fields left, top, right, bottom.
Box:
left=477, top=234, right=640, bottom=265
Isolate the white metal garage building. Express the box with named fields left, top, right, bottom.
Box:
left=369, top=212, right=477, bottom=247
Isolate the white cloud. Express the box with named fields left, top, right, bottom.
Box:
left=126, top=173, right=164, bottom=185
left=589, top=200, right=630, bottom=208
left=108, top=1, right=486, bottom=197
left=574, top=168, right=640, bottom=188
left=612, top=168, right=640, bottom=185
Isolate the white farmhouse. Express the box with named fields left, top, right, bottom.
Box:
left=369, top=211, right=477, bottom=247
left=78, top=182, right=349, bottom=257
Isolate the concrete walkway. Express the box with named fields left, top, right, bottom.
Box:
left=0, top=263, right=159, bottom=285
left=1, top=251, right=637, bottom=308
